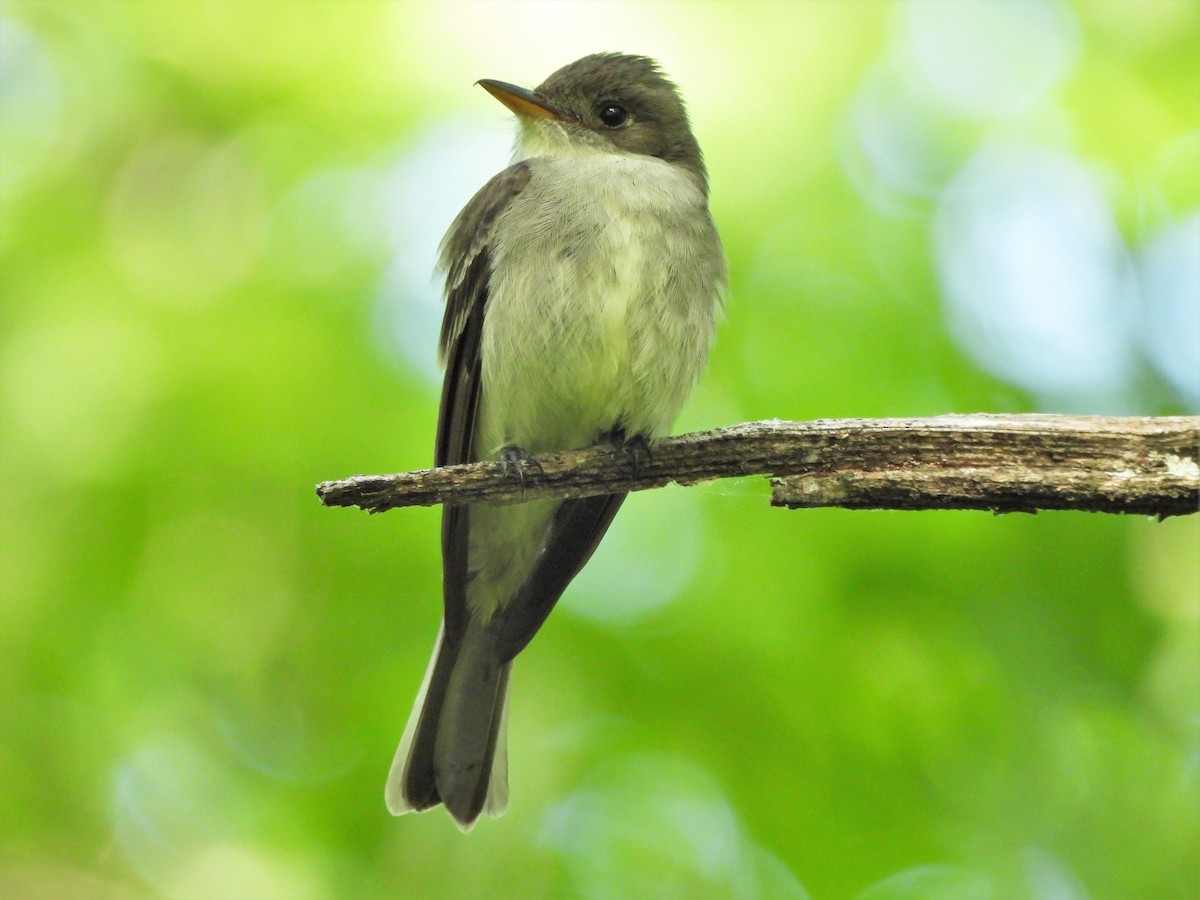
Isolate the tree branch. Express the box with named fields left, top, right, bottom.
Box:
left=316, top=415, right=1199, bottom=518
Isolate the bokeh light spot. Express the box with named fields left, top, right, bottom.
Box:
left=105, top=134, right=267, bottom=308
left=216, top=689, right=363, bottom=786
left=898, top=0, right=1080, bottom=120
left=163, top=843, right=320, bottom=900
left=565, top=487, right=705, bottom=626
left=372, top=118, right=512, bottom=382
left=1137, top=211, right=1200, bottom=408
left=842, top=67, right=969, bottom=216
left=934, top=145, right=1137, bottom=408
left=857, top=864, right=995, bottom=899
left=113, top=738, right=323, bottom=897
left=0, top=16, right=62, bottom=204
left=129, top=511, right=298, bottom=676
left=0, top=313, right=161, bottom=481
left=541, top=753, right=809, bottom=899
left=270, top=163, right=389, bottom=289
left=111, top=740, right=234, bottom=890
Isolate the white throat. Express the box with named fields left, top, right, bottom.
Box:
left=512, top=119, right=614, bottom=163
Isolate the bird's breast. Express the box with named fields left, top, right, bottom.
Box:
left=478, top=153, right=723, bottom=456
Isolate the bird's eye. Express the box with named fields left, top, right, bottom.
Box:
left=597, top=102, right=628, bottom=128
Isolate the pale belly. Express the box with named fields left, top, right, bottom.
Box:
left=476, top=155, right=722, bottom=457
left=462, top=151, right=724, bottom=618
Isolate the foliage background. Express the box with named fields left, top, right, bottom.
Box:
left=1, top=1, right=1197, bottom=897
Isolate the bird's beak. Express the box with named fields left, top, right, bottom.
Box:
left=477, top=79, right=568, bottom=122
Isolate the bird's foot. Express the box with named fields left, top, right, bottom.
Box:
left=497, top=444, right=543, bottom=495
left=602, top=427, right=652, bottom=476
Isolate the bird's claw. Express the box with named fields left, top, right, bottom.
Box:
left=603, top=427, right=652, bottom=477
left=497, top=445, right=543, bottom=495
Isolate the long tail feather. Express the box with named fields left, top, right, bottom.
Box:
left=385, top=622, right=510, bottom=830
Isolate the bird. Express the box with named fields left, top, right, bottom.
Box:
left=385, top=52, right=726, bottom=830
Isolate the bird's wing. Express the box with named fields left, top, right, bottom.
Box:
left=436, top=161, right=632, bottom=663
left=436, top=161, right=533, bottom=394
left=394, top=163, right=535, bottom=814
left=435, top=161, right=533, bottom=634
left=493, top=490, right=627, bottom=660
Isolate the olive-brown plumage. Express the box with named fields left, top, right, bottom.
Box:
left=386, top=52, right=725, bottom=829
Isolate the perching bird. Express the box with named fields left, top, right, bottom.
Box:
left=385, top=52, right=726, bottom=830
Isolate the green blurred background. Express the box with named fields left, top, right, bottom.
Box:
left=1, top=1, right=1197, bottom=897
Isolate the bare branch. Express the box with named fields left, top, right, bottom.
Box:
left=316, top=415, right=1199, bottom=518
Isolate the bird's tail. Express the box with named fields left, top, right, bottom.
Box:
left=384, top=622, right=510, bottom=830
